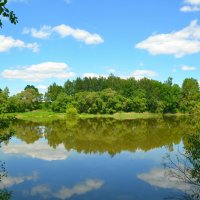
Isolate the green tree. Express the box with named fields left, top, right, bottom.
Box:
left=0, top=87, right=9, bottom=113
left=45, top=83, right=64, bottom=102
left=66, top=104, right=78, bottom=117
left=180, top=78, right=200, bottom=113
left=52, top=93, right=73, bottom=113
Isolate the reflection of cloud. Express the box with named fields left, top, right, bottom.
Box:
left=2, top=141, right=71, bottom=161
left=137, top=168, right=191, bottom=191
left=0, top=171, right=38, bottom=189
left=31, top=185, right=51, bottom=199
left=30, top=179, right=104, bottom=199
left=55, top=179, right=104, bottom=199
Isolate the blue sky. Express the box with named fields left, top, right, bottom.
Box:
left=1, top=0, right=200, bottom=94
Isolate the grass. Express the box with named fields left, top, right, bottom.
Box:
left=112, top=112, right=161, bottom=120
left=1, top=110, right=180, bottom=123
left=10, top=111, right=66, bottom=123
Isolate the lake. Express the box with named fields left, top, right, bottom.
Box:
left=0, top=116, right=198, bottom=200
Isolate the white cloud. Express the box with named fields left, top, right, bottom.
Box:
left=2, top=62, right=75, bottom=82
left=0, top=172, right=38, bottom=189
left=0, top=35, right=39, bottom=53
left=83, top=70, right=157, bottom=80
left=181, top=65, right=196, bottom=71
left=2, top=141, right=71, bottom=161
left=186, top=0, right=200, bottom=4
left=135, top=20, right=200, bottom=58
left=181, top=0, right=200, bottom=12
left=137, top=168, right=191, bottom=192
left=181, top=5, right=200, bottom=11
left=83, top=73, right=105, bottom=78
left=23, top=25, right=104, bottom=45
left=131, top=70, right=157, bottom=80
left=30, top=179, right=104, bottom=199
left=23, top=26, right=52, bottom=39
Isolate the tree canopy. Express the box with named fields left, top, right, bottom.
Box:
left=1, top=76, right=200, bottom=115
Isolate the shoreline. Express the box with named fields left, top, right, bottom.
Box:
left=1, top=111, right=189, bottom=123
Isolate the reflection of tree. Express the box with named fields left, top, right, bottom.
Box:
left=12, top=120, right=43, bottom=144
left=0, top=161, right=12, bottom=200
left=12, top=116, right=194, bottom=156
left=164, top=133, right=200, bottom=200
left=0, top=117, right=14, bottom=200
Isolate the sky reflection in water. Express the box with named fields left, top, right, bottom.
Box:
left=0, top=117, right=194, bottom=200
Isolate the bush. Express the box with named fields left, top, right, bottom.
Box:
left=66, top=104, right=78, bottom=117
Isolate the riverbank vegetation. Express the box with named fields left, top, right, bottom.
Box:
left=10, top=111, right=162, bottom=122
left=1, top=76, right=200, bottom=116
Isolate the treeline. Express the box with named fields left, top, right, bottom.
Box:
left=1, top=75, right=200, bottom=114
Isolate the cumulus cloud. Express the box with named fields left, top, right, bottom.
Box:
left=2, top=62, right=75, bottom=82
left=83, top=73, right=107, bottom=78
left=0, top=35, right=39, bottom=53
left=30, top=179, right=104, bottom=199
left=137, top=168, right=191, bottom=192
left=83, top=70, right=157, bottom=80
left=0, top=172, right=38, bottom=189
left=2, top=141, right=71, bottom=161
left=23, top=25, right=104, bottom=45
left=23, top=26, right=52, bottom=39
left=181, top=0, right=200, bottom=12
left=131, top=70, right=157, bottom=80
left=135, top=20, right=200, bottom=58
left=181, top=65, right=196, bottom=71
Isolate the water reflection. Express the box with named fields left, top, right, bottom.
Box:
left=137, top=168, right=191, bottom=192
left=0, top=117, right=15, bottom=200
left=2, top=142, right=71, bottom=161
left=0, top=116, right=199, bottom=200
left=11, top=117, right=193, bottom=156
left=163, top=133, right=200, bottom=199
left=26, top=179, right=104, bottom=200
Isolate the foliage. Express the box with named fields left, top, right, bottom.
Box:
left=0, top=76, right=200, bottom=115
left=66, top=104, right=78, bottom=117
left=0, top=0, right=18, bottom=28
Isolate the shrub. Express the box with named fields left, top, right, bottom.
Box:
left=66, top=104, right=78, bottom=117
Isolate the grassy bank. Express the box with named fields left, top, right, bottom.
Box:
left=0, top=110, right=186, bottom=123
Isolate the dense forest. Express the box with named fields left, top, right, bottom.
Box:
left=1, top=75, right=200, bottom=114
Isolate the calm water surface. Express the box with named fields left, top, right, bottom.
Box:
left=0, top=116, right=196, bottom=199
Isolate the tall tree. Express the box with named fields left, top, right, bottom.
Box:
left=180, top=78, right=200, bottom=113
